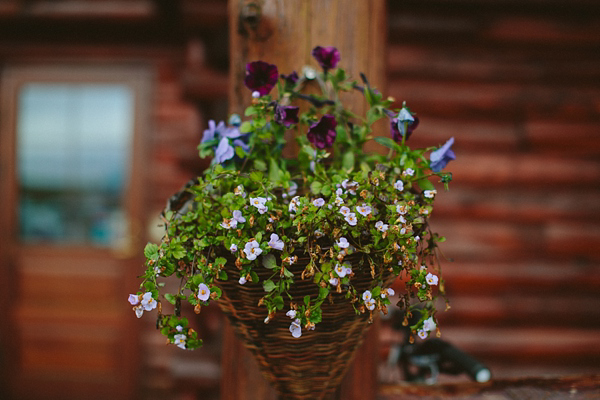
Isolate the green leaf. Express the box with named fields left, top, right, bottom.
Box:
left=418, top=179, right=435, bottom=191
left=375, top=136, right=400, bottom=151
left=262, top=254, right=277, bottom=269
left=253, top=159, right=267, bottom=171
left=144, top=243, right=159, bottom=259
left=235, top=146, right=247, bottom=159
left=250, top=271, right=259, bottom=283
left=244, top=106, right=258, bottom=116
left=164, top=293, right=177, bottom=305
left=342, top=151, right=355, bottom=171
left=218, top=270, right=228, bottom=280
left=255, top=232, right=263, bottom=243
left=269, top=158, right=281, bottom=183
left=211, top=286, right=222, bottom=300
left=263, top=280, right=276, bottom=292
left=240, top=121, right=253, bottom=133
left=282, top=268, right=294, bottom=278
left=310, top=181, right=322, bottom=195
left=273, top=295, right=284, bottom=310
left=250, top=171, right=264, bottom=182
left=304, top=295, right=311, bottom=306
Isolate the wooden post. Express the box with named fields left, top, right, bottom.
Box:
left=222, top=1, right=386, bottom=399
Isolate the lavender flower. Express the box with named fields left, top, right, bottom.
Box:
left=430, top=137, right=456, bottom=172
left=244, top=61, right=278, bottom=96
left=274, top=104, right=300, bottom=127
left=307, top=114, right=337, bottom=149
left=311, top=46, right=341, bottom=72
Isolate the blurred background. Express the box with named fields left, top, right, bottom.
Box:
left=0, top=1, right=599, bottom=399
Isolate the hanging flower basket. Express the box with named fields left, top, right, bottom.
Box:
left=129, top=46, right=455, bottom=399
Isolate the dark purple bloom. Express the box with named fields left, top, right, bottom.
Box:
left=281, top=71, right=299, bottom=86
left=307, top=115, right=337, bottom=149
left=311, top=46, right=341, bottom=72
left=390, top=115, right=419, bottom=142
left=274, top=104, right=300, bottom=127
left=430, top=137, right=456, bottom=172
left=244, top=61, right=278, bottom=96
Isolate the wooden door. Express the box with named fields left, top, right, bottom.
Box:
left=0, top=65, right=151, bottom=400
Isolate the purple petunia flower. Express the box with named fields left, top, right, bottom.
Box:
left=391, top=107, right=419, bottom=143
left=281, top=71, right=299, bottom=86
left=307, top=114, right=337, bottom=149
left=430, top=137, right=456, bottom=172
left=244, top=61, right=278, bottom=96
left=214, top=137, right=235, bottom=164
left=202, top=120, right=241, bottom=143
left=311, top=46, right=341, bottom=72
left=274, top=104, right=300, bottom=127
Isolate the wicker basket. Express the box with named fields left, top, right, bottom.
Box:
left=216, top=250, right=394, bottom=400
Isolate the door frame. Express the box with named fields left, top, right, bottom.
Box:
left=0, top=63, right=153, bottom=399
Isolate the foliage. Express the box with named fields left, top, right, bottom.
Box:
left=129, top=47, right=455, bottom=350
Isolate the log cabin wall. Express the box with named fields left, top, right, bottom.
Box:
left=382, top=0, right=600, bottom=378
left=0, top=1, right=598, bottom=399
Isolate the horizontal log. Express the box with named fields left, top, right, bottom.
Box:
left=0, top=0, right=155, bottom=19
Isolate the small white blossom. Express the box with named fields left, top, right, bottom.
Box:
left=343, top=262, right=352, bottom=276
left=397, top=215, right=406, bottom=224
left=244, top=240, right=263, bottom=260
left=423, top=317, right=437, bottom=332
left=424, top=190, right=437, bottom=199
left=232, top=210, right=246, bottom=223
left=356, top=204, right=372, bottom=217
left=230, top=243, right=238, bottom=253
left=336, top=188, right=343, bottom=196
left=342, top=179, right=358, bottom=195
left=268, top=233, right=284, bottom=251
left=234, top=184, right=246, bottom=197
left=375, top=221, right=389, bottom=232
left=286, top=255, right=298, bottom=265
left=415, top=235, right=420, bottom=241
left=426, top=273, right=439, bottom=286
left=252, top=91, right=260, bottom=98
left=339, top=206, right=351, bottom=216
left=396, top=204, right=408, bottom=214
left=420, top=265, right=427, bottom=271
left=239, top=276, right=247, bottom=285
left=197, top=283, right=210, bottom=301
left=336, top=237, right=350, bottom=249
left=173, top=333, right=187, bottom=349
left=286, top=310, right=297, bottom=319
left=362, top=290, right=372, bottom=302
left=221, top=218, right=238, bottom=229
left=289, top=196, right=300, bottom=213
left=403, top=168, right=415, bottom=177
left=176, top=325, right=183, bottom=332
left=128, top=294, right=139, bottom=306
left=381, top=288, right=395, bottom=298
left=290, top=319, right=302, bottom=338
left=134, top=306, right=144, bottom=318
left=345, top=213, right=357, bottom=226
left=394, top=180, right=404, bottom=191
left=334, top=196, right=344, bottom=206
left=250, top=197, right=267, bottom=208
left=264, top=316, right=271, bottom=324
left=329, top=277, right=339, bottom=286
left=314, top=230, right=324, bottom=239
left=334, top=263, right=348, bottom=278
left=417, top=329, right=428, bottom=340
left=365, top=298, right=376, bottom=311
left=141, top=292, right=157, bottom=311
left=313, top=198, right=325, bottom=207
left=287, top=182, right=298, bottom=197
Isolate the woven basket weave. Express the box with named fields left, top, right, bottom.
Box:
left=216, top=250, right=394, bottom=400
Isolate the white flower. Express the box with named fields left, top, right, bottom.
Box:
left=252, top=91, right=261, bottom=98
left=173, top=333, right=187, bottom=349
left=197, top=283, right=210, bottom=301
left=329, top=277, right=339, bottom=286
left=415, top=235, right=420, bottom=241
left=342, top=179, right=358, bottom=195
left=257, top=205, right=268, bottom=214
left=417, top=329, right=428, bottom=340
left=394, top=180, right=404, bottom=191
left=314, top=230, right=324, bottom=239
left=286, top=310, right=297, bottom=319
left=134, top=306, right=144, bottom=318
left=403, top=168, right=415, bottom=177
left=336, top=188, right=343, bottom=196
left=244, top=240, right=263, bottom=260
left=234, top=184, right=246, bottom=197
left=381, top=288, right=395, bottom=298
left=345, top=213, right=357, bottom=226
left=397, top=215, right=406, bottom=224
left=141, top=292, right=157, bottom=311
left=128, top=294, right=139, bottom=306
left=362, top=290, right=372, bottom=302
left=375, top=221, right=389, bottom=232
left=290, top=319, right=302, bottom=338
left=250, top=197, right=267, bottom=208
left=336, top=237, right=349, bottom=249
left=424, top=190, right=437, bottom=199
left=334, top=263, right=348, bottom=278
left=286, top=255, right=298, bottom=265
left=230, top=243, right=238, bottom=253
left=365, top=298, right=376, bottom=311
left=356, top=204, right=372, bottom=217
left=396, top=204, right=408, bottom=215
left=420, top=265, right=427, bottom=271
left=426, top=273, right=439, bottom=286
left=334, top=196, right=344, bottom=206
left=268, top=233, right=284, bottom=251
left=221, top=218, right=238, bottom=229
left=264, top=316, right=271, bottom=324
left=176, top=325, right=183, bottom=332
left=239, top=276, right=247, bottom=285
left=313, top=198, right=325, bottom=207
left=339, top=206, right=351, bottom=216
left=289, top=195, right=300, bottom=213
left=232, top=210, right=246, bottom=223
left=423, top=317, right=437, bottom=332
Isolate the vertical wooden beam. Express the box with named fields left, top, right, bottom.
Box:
left=224, top=1, right=387, bottom=399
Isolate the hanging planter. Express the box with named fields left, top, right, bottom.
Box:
left=129, top=46, right=455, bottom=399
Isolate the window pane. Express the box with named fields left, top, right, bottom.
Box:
left=17, top=84, right=134, bottom=246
